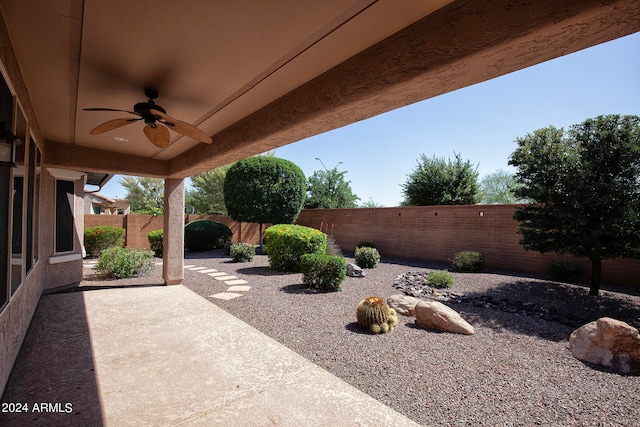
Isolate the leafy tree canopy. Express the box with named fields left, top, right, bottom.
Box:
left=401, top=152, right=479, bottom=206
left=120, top=176, right=164, bottom=214
left=305, top=168, right=359, bottom=209
left=479, top=169, right=526, bottom=204
left=186, top=163, right=233, bottom=214
left=509, top=114, right=640, bottom=295
left=223, top=156, right=306, bottom=225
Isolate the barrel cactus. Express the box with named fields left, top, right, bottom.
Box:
left=356, top=296, right=398, bottom=334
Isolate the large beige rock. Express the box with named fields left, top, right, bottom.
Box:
left=414, top=300, right=475, bottom=335
left=569, top=317, right=640, bottom=375
left=387, top=294, right=421, bottom=316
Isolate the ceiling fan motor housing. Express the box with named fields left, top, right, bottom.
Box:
left=134, top=101, right=166, bottom=125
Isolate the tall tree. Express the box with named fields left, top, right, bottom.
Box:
left=479, top=169, right=526, bottom=204
left=223, top=156, right=306, bottom=247
left=401, top=153, right=479, bottom=206
left=509, top=114, right=640, bottom=296
left=305, top=168, right=359, bottom=208
left=186, top=163, right=233, bottom=214
left=120, top=176, right=164, bottom=214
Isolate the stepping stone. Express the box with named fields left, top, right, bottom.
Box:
left=183, top=265, right=196, bottom=268
left=209, top=292, right=242, bottom=300
left=187, top=266, right=207, bottom=271
left=226, top=279, right=248, bottom=285
left=227, top=285, right=251, bottom=292
left=214, top=275, right=237, bottom=281
left=198, top=268, right=218, bottom=274
left=208, top=272, right=228, bottom=277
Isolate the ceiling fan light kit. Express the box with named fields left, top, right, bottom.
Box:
left=84, top=88, right=212, bottom=148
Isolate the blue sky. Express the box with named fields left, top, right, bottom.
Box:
left=100, top=32, right=640, bottom=207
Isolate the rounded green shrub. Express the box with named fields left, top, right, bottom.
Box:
left=355, top=246, right=380, bottom=268
left=451, top=251, right=484, bottom=272
left=356, top=296, right=398, bottom=334
left=427, top=271, right=454, bottom=288
left=230, top=242, right=255, bottom=262
left=96, top=246, right=155, bottom=279
left=147, top=229, right=163, bottom=257
left=84, top=226, right=126, bottom=257
left=184, top=220, right=232, bottom=252
left=548, top=259, right=585, bottom=283
left=300, top=254, right=346, bottom=292
left=263, top=224, right=327, bottom=272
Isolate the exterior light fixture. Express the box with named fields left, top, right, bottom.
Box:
left=0, top=124, right=20, bottom=167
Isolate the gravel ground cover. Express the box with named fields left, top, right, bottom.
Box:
left=83, top=250, right=640, bottom=426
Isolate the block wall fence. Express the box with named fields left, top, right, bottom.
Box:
left=84, top=205, right=640, bottom=287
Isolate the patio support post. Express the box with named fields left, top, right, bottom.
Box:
left=162, top=178, right=184, bottom=285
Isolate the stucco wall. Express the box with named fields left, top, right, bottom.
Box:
left=295, top=206, right=640, bottom=287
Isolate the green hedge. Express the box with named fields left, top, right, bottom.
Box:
left=84, top=226, right=126, bottom=257
left=147, top=229, right=163, bottom=257
left=263, top=224, right=327, bottom=272
left=300, top=254, right=346, bottom=292
left=184, top=220, right=232, bottom=251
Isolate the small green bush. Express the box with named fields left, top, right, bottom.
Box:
left=355, top=246, right=380, bottom=268
left=96, top=246, right=155, bottom=279
left=147, top=229, right=163, bottom=257
left=263, top=224, right=327, bottom=272
left=300, top=254, right=346, bottom=292
left=356, top=241, right=376, bottom=249
left=427, top=271, right=454, bottom=288
left=84, top=226, right=126, bottom=257
left=230, top=242, right=255, bottom=262
left=548, top=259, right=585, bottom=283
left=184, top=220, right=232, bottom=252
left=451, top=251, right=484, bottom=272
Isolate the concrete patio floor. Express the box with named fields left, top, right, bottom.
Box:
left=0, top=284, right=418, bottom=426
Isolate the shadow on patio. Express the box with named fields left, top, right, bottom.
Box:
left=1, top=284, right=418, bottom=426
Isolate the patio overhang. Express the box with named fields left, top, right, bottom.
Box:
left=2, top=0, right=637, bottom=179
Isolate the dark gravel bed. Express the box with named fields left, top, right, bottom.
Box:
left=82, top=251, right=640, bottom=426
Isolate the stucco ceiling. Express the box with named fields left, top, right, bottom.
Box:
left=1, top=1, right=639, bottom=179
left=0, top=0, right=452, bottom=160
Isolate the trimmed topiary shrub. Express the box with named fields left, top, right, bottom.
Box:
left=451, top=251, right=484, bottom=272
left=300, top=253, right=346, bottom=292
left=356, top=296, right=398, bottom=334
left=355, top=246, right=380, bottom=268
left=147, top=229, right=163, bottom=257
left=230, top=242, right=255, bottom=263
left=84, top=226, right=126, bottom=257
left=548, top=259, right=585, bottom=283
left=427, top=271, right=454, bottom=288
left=263, top=224, right=327, bottom=272
left=96, top=246, right=155, bottom=279
left=184, top=220, right=232, bottom=252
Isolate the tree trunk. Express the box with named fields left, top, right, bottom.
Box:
left=259, top=223, right=264, bottom=251
left=589, top=257, right=602, bottom=296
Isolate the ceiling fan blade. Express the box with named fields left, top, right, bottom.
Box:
left=143, top=124, right=170, bottom=148
left=84, top=107, right=139, bottom=115
left=89, top=118, right=140, bottom=135
left=150, top=109, right=212, bottom=144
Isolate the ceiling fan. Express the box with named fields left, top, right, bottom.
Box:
left=84, top=88, right=212, bottom=148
